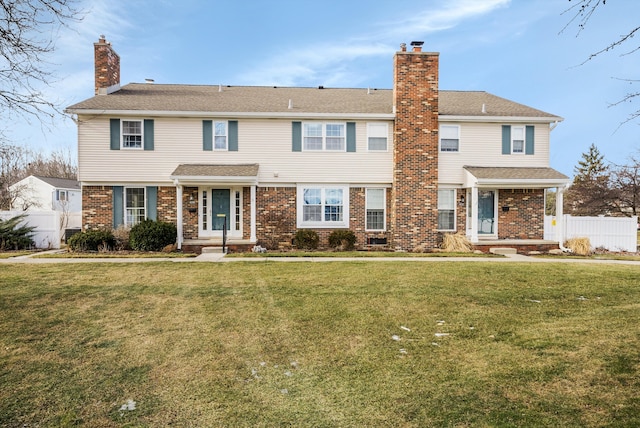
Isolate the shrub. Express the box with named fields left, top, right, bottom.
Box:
left=293, top=229, right=319, bottom=250
left=565, top=237, right=592, bottom=256
left=0, top=214, right=35, bottom=250
left=68, top=229, right=115, bottom=252
left=328, top=229, right=357, bottom=251
left=129, top=220, right=177, bottom=252
left=441, top=233, right=472, bottom=253
left=112, top=225, right=131, bottom=251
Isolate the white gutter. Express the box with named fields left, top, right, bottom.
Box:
left=65, top=109, right=396, bottom=120
left=440, top=115, right=564, bottom=123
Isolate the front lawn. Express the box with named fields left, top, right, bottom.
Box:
left=1, top=262, right=639, bottom=426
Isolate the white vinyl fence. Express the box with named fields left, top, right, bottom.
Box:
left=545, top=215, right=638, bottom=252
left=0, top=210, right=82, bottom=249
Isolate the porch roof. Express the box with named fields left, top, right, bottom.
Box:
left=463, top=166, right=570, bottom=188
left=170, top=163, right=259, bottom=185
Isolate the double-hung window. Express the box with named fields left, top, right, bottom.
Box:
left=56, top=190, right=68, bottom=201
left=440, top=125, right=460, bottom=152
left=366, top=188, right=386, bottom=231
left=214, top=121, right=227, bottom=150
left=125, top=187, right=146, bottom=226
left=367, top=123, right=388, bottom=151
left=303, top=123, right=345, bottom=151
left=511, top=126, right=525, bottom=154
left=122, top=120, right=143, bottom=149
left=437, top=189, right=456, bottom=231
left=298, top=186, right=349, bottom=227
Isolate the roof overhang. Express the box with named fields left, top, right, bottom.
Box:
left=463, top=166, right=570, bottom=189
left=440, top=115, right=564, bottom=123
left=170, top=163, right=259, bottom=186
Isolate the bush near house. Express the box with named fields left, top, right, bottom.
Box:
left=0, top=214, right=35, bottom=250
left=293, top=229, right=319, bottom=250
left=128, top=220, right=177, bottom=252
left=328, top=229, right=357, bottom=251
left=68, top=230, right=116, bottom=252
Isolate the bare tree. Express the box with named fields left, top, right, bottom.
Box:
left=0, top=142, right=77, bottom=209
left=0, top=0, right=82, bottom=126
left=610, top=154, right=640, bottom=217
left=561, top=0, right=640, bottom=125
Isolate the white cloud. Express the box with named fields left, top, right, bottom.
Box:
left=236, top=0, right=510, bottom=87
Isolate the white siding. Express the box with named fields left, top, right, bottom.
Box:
left=438, top=122, right=551, bottom=185
left=78, top=116, right=394, bottom=185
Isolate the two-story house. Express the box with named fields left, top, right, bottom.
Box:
left=66, top=37, right=569, bottom=253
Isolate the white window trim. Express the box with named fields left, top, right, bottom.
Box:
left=437, top=188, right=457, bottom=232
left=124, top=186, right=146, bottom=227
left=214, top=120, right=228, bottom=151
left=365, top=187, right=386, bottom=231
left=121, top=119, right=144, bottom=150
left=56, top=190, right=68, bottom=201
left=367, top=122, right=388, bottom=152
left=302, top=122, right=347, bottom=152
left=296, top=185, right=349, bottom=228
left=439, top=124, right=460, bottom=153
left=511, top=125, right=525, bottom=155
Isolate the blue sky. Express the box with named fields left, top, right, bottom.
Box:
left=11, top=0, right=640, bottom=177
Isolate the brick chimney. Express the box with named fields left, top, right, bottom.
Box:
left=391, top=41, right=440, bottom=251
left=94, top=35, right=120, bottom=95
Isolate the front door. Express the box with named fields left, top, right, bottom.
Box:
left=200, top=188, right=230, bottom=237
left=478, top=190, right=496, bottom=235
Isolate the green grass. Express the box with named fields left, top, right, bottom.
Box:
left=34, top=251, right=197, bottom=258
left=226, top=250, right=501, bottom=258
left=1, top=262, right=639, bottom=427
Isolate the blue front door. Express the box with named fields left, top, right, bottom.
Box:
left=200, top=188, right=230, bottom=236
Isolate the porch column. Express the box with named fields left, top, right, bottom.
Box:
left=555, top=186, right=565, bottom=245
left=175, top=183, right=183, bottom=250
left=250, top=185, right=257, bottom=243
left=469, top=186, right=479, bottom=243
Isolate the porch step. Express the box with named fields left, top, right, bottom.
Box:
left=489, top=247, right=517, bottom=255
left=201, top=246, right=226, bottom=254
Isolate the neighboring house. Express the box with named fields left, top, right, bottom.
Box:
left=10, top=175, right=81, bottom=213
left=65, top=37, right=570, bottom=253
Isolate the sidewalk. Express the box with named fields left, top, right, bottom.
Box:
left=2, top=250, right=640, bottom=265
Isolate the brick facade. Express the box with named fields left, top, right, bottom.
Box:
left=391, top=44, right=440, bottom=251
left=497, top=189, right=545, bottom=239
left=82, top=186, right=114, bottom=230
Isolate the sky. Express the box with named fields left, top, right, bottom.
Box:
left=8, top=0, right=640, bottom=177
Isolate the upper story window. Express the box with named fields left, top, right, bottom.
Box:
left=214, top=121, right=227, bottom=150
left=367, top=123, right=388, bottom=151
left=303, top=123, right=345, bottom=151
left=56, top=190, right=68, bottom=202
left=502, top=125, right=534, bottom=155
left=122, top=120, right=143, bottom=149
left=440, top=125, right=459, bottom=152
left=511, top=126, right=525, bottom=154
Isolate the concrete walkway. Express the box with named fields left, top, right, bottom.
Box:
left=1, top=250, right=640, bottom=265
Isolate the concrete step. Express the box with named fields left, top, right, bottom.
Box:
left=489, top=247, right=517, bottom=255
left=201, top=246, right=225, bottom=254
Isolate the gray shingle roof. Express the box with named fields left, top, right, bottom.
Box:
left=66, top=83, right=560, bottom=119
left=464, top=166, right=569, bottom=181
left=34, top=175, right=80, bottom=190
left=171, top=164, right=259, bottom=177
